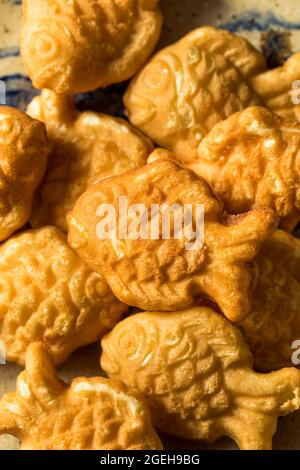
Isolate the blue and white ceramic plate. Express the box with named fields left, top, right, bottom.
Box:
left=0, top=0, right=300, bottom=450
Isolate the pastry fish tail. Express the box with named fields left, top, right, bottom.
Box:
left=23, top=342, right=65, bottom=403
left=222, top=208, right=278, bottom=260
left=228, top=367, right=300, bottom=415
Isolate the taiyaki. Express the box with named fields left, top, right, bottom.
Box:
left=68, top=157, right=276, bottom=322
left=0, top=342, right=163, bottom=450
left=240, top=230, right=300, bottom=371
left=124, top=26, right=265, bottom=164
left=27, top=90, right=153, bottom=232
left=101, top=306, right=300, bottom=450
left=21, top=0, right=163, bottom=94
left=0, top=106, right=51, bottom=241
left=0, top=226, right=126, bottom=365
left=192, top=107, right=300, bottom=231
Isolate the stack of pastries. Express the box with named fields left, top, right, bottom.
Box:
left=0, top=0, right=300, bottom=450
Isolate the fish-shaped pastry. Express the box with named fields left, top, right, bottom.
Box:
left=101, top=306, right=300, bottom=450
left=68, top=157, right=276, bottom=322
left=21, top=0, right=163, bottom=94
left=0, top=342, right=163, bottom=450
left=0, top=106, right=51, bottom=241
left=28, top=90, right=153, bottom=232
left=125, top=26, right=265, bottom=164
left=192, top=106, right=300, bottom=231
left=240, top=230, right=300, bottom=371
left=0, top=227, right=126, bottom=366
left=251, top=52, right=300, bottom=122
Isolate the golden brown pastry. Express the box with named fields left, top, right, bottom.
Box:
left=191, top=107, right=300, bottom=231
left=0, top=342, right=163, bottom=450
left=68, top=157, right=276, bottom=322
left=21, top=0, right=163, bottom=94
left=101, top=306, right=300, bottom=450
left=0, top=106, right=51, bottom=241
left=251, top=52, right=300, bottom=122
left=240, top=230, right=300, bottom=372
left=124, top=26, right=265, bottom=163
left=0, top=226, right=126, bottom=366
left=27, top=90, right=154, bottom=232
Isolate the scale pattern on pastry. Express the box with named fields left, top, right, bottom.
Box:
left=101, top=306, right=300, bottom=450
left=240, top=230, right=300, bottom=372
left=21, top=0, right=163, bottom=94
left=68, top=157, right=276, bottom=322
left=0, top=106, right=51, bottom=241
left=191, top=106, right=300, bottom=231
left=28, top=90, right=154, bottom=232
left=0, top=342, right=163, bottom=450
left=125, top=27, right=265, bottom=163
left=0, top=226, right=126, bottom=366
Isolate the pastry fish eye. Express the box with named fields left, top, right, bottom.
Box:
left=112, top=320, right=159, bottom=368
left=119, top=331, right=141, bottom=359
left=34, top=33, right=61, bottom=60
left=142, top=60, right=171, bottom=92
left=25, top=18, right=75, bottom=63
